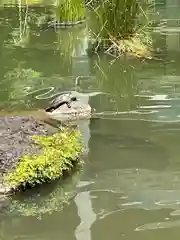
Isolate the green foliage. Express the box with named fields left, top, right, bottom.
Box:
left=6, top=128, right=83, bottom=190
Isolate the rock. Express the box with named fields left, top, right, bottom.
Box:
left=0, top=186, right=11, bottom=194
left=46, top=100, right=92, bottom=122
left=0, top=116, right=57, bottom=174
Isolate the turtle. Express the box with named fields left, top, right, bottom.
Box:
left=45, top=92, right=77, bottom=113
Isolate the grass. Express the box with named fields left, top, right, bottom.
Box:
left=54, top=0, right=85, bottom=22
left=88, top=0, right=153, bottom=58
left=6, top=127, right=83, bottom=191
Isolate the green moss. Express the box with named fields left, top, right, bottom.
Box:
left=6, top=128, right=83, bottom=191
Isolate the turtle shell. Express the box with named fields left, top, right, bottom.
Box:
left=50, top=92, right=73, bottom=106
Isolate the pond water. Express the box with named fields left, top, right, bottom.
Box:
left=1, top=1, right=180, bottom=239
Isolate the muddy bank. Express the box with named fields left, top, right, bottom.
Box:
left=0, top=116, right=57, bottom=174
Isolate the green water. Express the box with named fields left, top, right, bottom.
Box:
left=1, top=1, right=180, bottom=239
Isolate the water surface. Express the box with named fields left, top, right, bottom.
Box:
left=1, top=1, right=180, bottom=239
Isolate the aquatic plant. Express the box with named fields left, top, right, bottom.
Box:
left=54, top=0, right=85, bottom=22
left=6, top=128, right=83, bottom=191
left=88, top=0, right=153, bottom=58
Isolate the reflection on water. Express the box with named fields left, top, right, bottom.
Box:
left=7, top=168, right=82, bottom=219
left=1, top=1, right=180, bottom=240
left=74, top=191, right=96, bottom=240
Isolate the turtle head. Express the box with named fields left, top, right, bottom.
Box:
left=45, top=106, right=55, bottom=112
left=71, top=96, right=77, bottom=102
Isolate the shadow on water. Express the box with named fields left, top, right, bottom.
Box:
left=1, top=1, right=180, bottom=240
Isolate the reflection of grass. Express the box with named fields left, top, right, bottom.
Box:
left=8, top=167, right=83, bottom=219
left=56, top=30, right=75, bottom=63
left=10, top=1, right=30, bottom=47
left=92, top=57, right=140, bottom=109
left=0, top=0, right=43, bottom=6
left=56, top=26, right=87, bottom=61
left=95, top=58, right=138, bottom=95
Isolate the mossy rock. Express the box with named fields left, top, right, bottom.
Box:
left=0, top=116, right=55, bottom=173
left=5, top=127, right=84, bottom=191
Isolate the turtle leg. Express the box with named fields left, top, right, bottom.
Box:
left=66, top=102, right=71, bottom=108
left=66, top=97, right=77, bottom=108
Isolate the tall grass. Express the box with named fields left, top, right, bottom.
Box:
left=54, top=0, right=85, bottom=22
left=90, top=0, right=151, bottom=38
left=88, top=0, right=153, bottom=57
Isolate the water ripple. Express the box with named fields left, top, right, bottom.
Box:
left=135, top=220, right=180, bottom=231
left=23, top=86, right=60, bottom=100
left=24, top=87, right=104, bottom=101
left=139, top=105, right=172, bottom=109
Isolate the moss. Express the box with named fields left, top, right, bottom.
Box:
left=6, top=127, right=83, bottom=191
